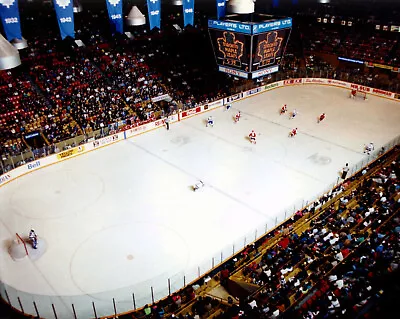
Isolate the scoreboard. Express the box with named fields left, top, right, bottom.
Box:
left=208, top=29, right=252, bottom=72
left=208, top=17, right=292, bottom=79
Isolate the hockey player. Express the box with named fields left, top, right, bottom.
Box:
left=235, top=111, right=241, bottom=123
left=206, top=116, right=214, bottom=127
left=318, top=113, right=326, bottom=123
left=364, top=142, right=374, bottom=155
left=29, top=229, right=38, bottom=249
left=290, top=109, right=297, bottom=119
left=249, top=130, right=257, bottom=144
left=193, top=180, right=204, bottom=192
left=350, top=89, right=357, bottom=99
left=289, top=128, right=298, bottom=137
left=280, top=104, right=287, bottom=115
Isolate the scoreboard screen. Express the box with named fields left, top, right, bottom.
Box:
left=208, top=17, right=292, bottom=79
left=251, top=29, right=291, bottom=71
left=208, top=29, right=252, bottom=73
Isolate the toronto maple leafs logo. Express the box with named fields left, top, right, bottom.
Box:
left=256, top=31, right=283, bottom=68
left=0, top=0, right=15, bottom=9
left=217, top=31, right=244, bottom=68
left=108, top=0, right=120, bottom=6
left=56, top=0, right=71, bottom=9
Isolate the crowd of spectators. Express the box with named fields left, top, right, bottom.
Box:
left=29, top=51, right=133, bottom=140
left=301, top=22, right=400, bottom=67
left=0, top=70, right=52, bottom=157
left=212, top=150, right=399, bottom=319
left=90, top=41, right=169, bottom=121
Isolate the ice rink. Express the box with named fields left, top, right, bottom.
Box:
left=1, top=85, right=399, bottom=318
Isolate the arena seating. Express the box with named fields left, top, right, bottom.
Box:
left=0, top=70, right=51, bottom=157
left=302, top=23, right=400, bottom=67
left=337, top=32, right=397, bottom=65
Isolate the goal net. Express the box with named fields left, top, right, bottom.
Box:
left=350, top=89, right=367, bottom=100
left=9, top=233, right=29, bottom=261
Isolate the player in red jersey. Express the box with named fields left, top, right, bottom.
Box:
left=289, top=128, right=298, bottom=137
left=318, top=113, right=326, bottom=123
left=249, top=130, right=257, bottom=144
left=280, top=104, right=287, bottom=115
left=235, top=111, right=241, bottom=123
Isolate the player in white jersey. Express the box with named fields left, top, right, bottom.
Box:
left=29, top=229, right=38, bottom=249
left=364, top=142, right=374, bottom=155
left=206, top=116, right=214, bottom=127
left=290, top=109, right=297, bottom=119
left=193, top=180, right=205, bottom=192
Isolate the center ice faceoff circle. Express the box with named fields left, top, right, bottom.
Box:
left=70, top=222, right=190, bottom=294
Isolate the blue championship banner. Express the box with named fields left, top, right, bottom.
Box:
left=105, top=0, right=123, bottom=34
left=147, top=0, right=161, bottom=30
left=183, top=0, right=194, bottom=27
left=53, top=0, right=75, bottom=39
left=216, top=0, right=226, bottom=20
left=0, top=0, right=23, bottom=41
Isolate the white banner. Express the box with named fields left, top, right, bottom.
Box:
left=0, top=173, right=12, bottom=186
left=244, top=87, right=262, bottom=97
left=251, top=65, right=279, bottom=79
left=151, top=94, right=172, bottom=103
left=92, top=133, right=122, bottom=148
left=224, top=93, right=242, bottom=104
left=203, top=99, right=223, bottom=110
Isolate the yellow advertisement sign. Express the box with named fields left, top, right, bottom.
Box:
left=57, top=146, right=85, bottom=160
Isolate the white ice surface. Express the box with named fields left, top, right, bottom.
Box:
left=0, top=85, right=399, bottom=318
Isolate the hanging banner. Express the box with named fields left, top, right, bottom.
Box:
left=273, top=0, right=279, bottom=8
left=183, top=0, right=194, bottom=27
left=53, top=0, right=75, bottom=39
left=105, top=0, right=123, bottom=34
left=147, top=0, right=161, bottom=30
left=216, top=0, right=226, bottom=20
left=0, top=0, right=23, bottom=41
